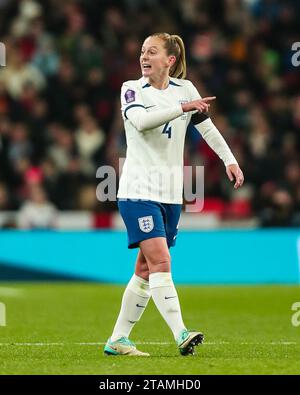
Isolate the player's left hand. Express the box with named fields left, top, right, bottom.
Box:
left=226, top=164, right=244, bottom=189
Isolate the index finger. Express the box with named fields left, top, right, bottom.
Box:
left=202, top=96, right=216, bottom=102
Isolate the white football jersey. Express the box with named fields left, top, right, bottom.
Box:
left=117, top=76, right=201, bottom=204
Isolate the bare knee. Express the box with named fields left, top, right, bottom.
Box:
left=135, top=251, right=150, bottom=281
left=135, top=263, right=149, bottom=281
left=139, top=238, right=171, bottom=274
left=147, top=252, right=171, bottom=273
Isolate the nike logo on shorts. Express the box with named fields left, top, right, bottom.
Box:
left=136, top=304, right=146, bottom=308
left=165, top=296, right=177, bottom=300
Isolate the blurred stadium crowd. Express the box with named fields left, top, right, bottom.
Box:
left=0, top=0, right=300, bottom=228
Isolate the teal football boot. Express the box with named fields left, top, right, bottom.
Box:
left=176, top=329, right=204, bottom=355
left=104, top=337, right=150, bottom=356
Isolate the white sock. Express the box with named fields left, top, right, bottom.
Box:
left=111, top=274, right=151, bottom=342
left=149, top=272, right=186, bottom=340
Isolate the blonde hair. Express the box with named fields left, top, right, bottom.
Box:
left=149, top=32, right=186, bottom=79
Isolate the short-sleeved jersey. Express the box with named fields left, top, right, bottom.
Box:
left=117, top=76, right=201, bottom=204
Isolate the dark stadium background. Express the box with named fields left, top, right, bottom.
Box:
left=0, top=0, right=299, bottom=230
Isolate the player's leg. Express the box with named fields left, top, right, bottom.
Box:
left=139, top=236, right=187, bottom=340
left=110, top=250, right=150, bottom=343
left=139, top=204, right=203, bottom=355
left=163, top=203, right=204, bottom=354
left=135, top=249, right=149, bottom=281
left=104, top=199, right=157, bottom=356
left=105, top=250, right=151, bottom=356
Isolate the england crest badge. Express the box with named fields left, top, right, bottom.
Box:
left=138, top=216, right=154, bottom=233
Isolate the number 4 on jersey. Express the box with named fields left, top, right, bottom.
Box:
left=162, top=122, right=172, bottom=139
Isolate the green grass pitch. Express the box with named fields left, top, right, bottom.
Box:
left=0, top=282, right=300, bottom=375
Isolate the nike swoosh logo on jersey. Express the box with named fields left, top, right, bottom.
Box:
left=165, top=296, right=177, bottom=300
left=145, top=105, right=156, bottom=109
left=136, top=304, right=146, bottom=308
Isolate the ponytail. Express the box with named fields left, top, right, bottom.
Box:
left=150, top=33, right=187, bottom=79
left=169, top=35, right=186, bottom=79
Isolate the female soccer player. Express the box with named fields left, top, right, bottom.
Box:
left=104, top=33, right=244, bottom=356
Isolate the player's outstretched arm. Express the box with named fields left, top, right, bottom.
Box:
left=181, top=97, right=216, bottom=113
left=126, top=104, right=183, bottom=132
left=125, top=97, right=214, bottom=132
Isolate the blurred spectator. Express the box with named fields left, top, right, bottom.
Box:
left=7, top=122, right=32, bottom=164
left=18, top=184, right=57, bottom=229
left=32, top=35, right=60, bottom=77
left=47, top=125, right=76, bottom=172
left=259, top=188, right=296, bottom=227
left=55, top=157, right=88, bottom=210
left=77, top=183, right=98, bottom=211
left=0, top=43, right=45, bottom=99
left=75, top=116, right=106, bottom=176
left=0, top=182, right=10, bottom=210
left=72, top=34, right=103, bottom=80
